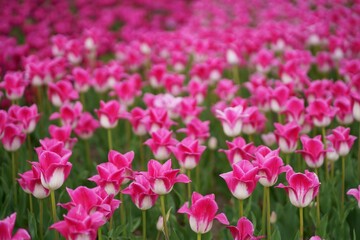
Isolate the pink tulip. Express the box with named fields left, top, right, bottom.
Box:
left=277, top=167, right=320, bottom=208
left=59, top=186, right=120, bottom=220
left=49, top=125, right=77, bottom=149
left=144, top=108, right=175, bottom=134
left=352, top=92, right=360, bottom=121
left=177, top=118, right=210, bottom=143
left=73, top=67, right=91, bottom=92
left=31, top=150, right=72, bottom=190
left=347, top=185, right=360, bottom=208
left=253, top=147, right=285, bottom=187
left=296, top=135, right=326, bottom=168
left=92, top=67, right=111, bottom=93
left=216, top=106, right=248, bottom=137
left=220, top=160, right=259, bottom=200
left=220, top=137, right=256, bottom=165
left=0, top=72, right=27, bottom=100
left=309, top=236, right=322, bottom=240
left=35, top=138, right=72, bottom=158
left=334, top=96, right=353, bottom=125
left=178, top=97, right=203, bottom=124
left=171, top=137, right=206, bottom=170
left=74, top=112, right=100, bottom=139
left=107, top=150, right=134, bottom=184
left=122, top=175, right=158, bottom=210
left=1, top=124, right=26, bottom=152
left=227, top=217, right=263, bottom=240
left=89, top=163, right=126, bottom=195
left=96, top=100, right=126, bottom=129
left=326, top=126, right=357, bottom=157
left=163, top=73, right=185, bottom=96
left=282, top=97, right=305, bottom=125
left=149, top=64, right=166, bottom=89
left=50, top=102, right=83, bottom=128
left=18, top=166, right=50, bottom=199
left=178, top=192, right=229, bottom=234
left=144, top=128, right=178, bottom=161
left=143, top=159, right=190, bottom=195
left=112, top=74, right=142, bottom=107
left=261, top=132, right=276, bottom=147
left=50, top=205, right=106, bottom=240
left=215, top=79, right=239, bottom=101
left=242, top=107, right=266, bottom=135
left=0, top=213, right=30, bottom=240
left=129, top=107, right=147, bottom=136
left=187, top=79, right=208, bottom=104
left=8, top=104, right=40, bottom=134
left=274, top=121, right=301, bottom=153
left=48, top=80, right=79, bottom=107
left=306, top=98, right=337, bottom=127
left=270, top=85, right=290, bottom=113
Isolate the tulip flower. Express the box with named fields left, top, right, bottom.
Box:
left=296, top=135, right=326, bottom=169
left=129, top=107, right=147, bottom=136
left=326, top=126, right=356, bottom=157
left=49, top=125, right=77, bottom=150
left=74, top=112, right=100, bottom=139
left=220, top=137, right=256, bottom=165
left=242, top=106, right=266, bottom=135
left=274, top=121, right=301, bottom=155
left=48, top=80, right=79, bottom=107
left=306, top=98, right=337, bottom=127
left=50, top=205, right=106, bottom=240
left=89, top=163, right=126, bottom=195
left=96, top=100, right=125, bottom=129
left=347, top=185, right=360, bottom=208
left=73, top=67, right=91, bottom=92
left=145, top=128, right=178, bottom=161
left=49, top=101, right=83, bottom=128
left=0, top=213, right=30, bottom=240
left=177, top=118, right=210, bottom=143
left=227, top=217, right=262, bottom=240
left=178, top=192, right=229, bottom=237
left=8, top=104, right=40, bottom=133
left=216, top=106, right=248, bottom=137
left=215, top=79, right=239, bottom=101
left=178, top=97, right=203, bottom=124
left=107, top=150, right=134, bottom=184
left=270, top=85, right=290, bottom=113
left=18, top=166, right=50, bottom=199
left=282, top=97, right=305, bottom=125
left=0, top=110, right=7, bottom=140
left=144, top=108, right=175, bottom=134
left=277, top=167, right=320, bottom=239
left=59, top=186, right=120, bottom=220
left=0, top=72, right=27, bottom=100
left=1, top=124, right=26, bottom=152
left=171, top=137, right=206, bottom=170
left=277, top=167, right=320, bottom=208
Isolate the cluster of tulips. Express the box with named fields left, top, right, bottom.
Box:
left=1, top=0, right=360, bottom=239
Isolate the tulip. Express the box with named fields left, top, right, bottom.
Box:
left=50, top=205, right=106, bottom=240
left=144, top=128, right=178, bottom=161
left=216, top=106, right=248, bottom=137
left=306, top=98, right=336, bottom=128
left=171, top=137, right=206, bottom=170
left=8, top=104, right=40, bottom=133
left=347, top=185, right=360, bottom=208
left=326, top=126, right=356, bottom=157
left=220, top=137, right=256, bottom=165
left=74, top=112, right=100, bottom=139
left=227, top=217, right=262, bottom=240
left=242, top=106, right=266, bottom=135
left=48, top=80, right=79, bottom=107
left=296, top=135, right=326, bottom=169
left=282, top=97, right=305, bottom=125
left=49, top=101, right=83, bottom=128
left=0, top=213, right=30, bottom=240
left=49, top=125, right=77, bottom=150
left=144, top=108, right=175, bottom=134
left=73, top=67, right=91, bottom=93
left=0, top=110, right=7, bottom=140
left=215, top=79, right=239, bottom=102
left=96, top=100, right=125, bottom=129
left=178, top=97, right=203, bottom=124
left=18, top=166, right=50, bottom=199
left=0, top=72, right=27, bottom=100
left=178, top=192, right=229, bottom=238
left=177, top=118, right=210, bottom=143
left=1, top=124, right=26, bottom=152
left=274, top=121, right=301, bottom=156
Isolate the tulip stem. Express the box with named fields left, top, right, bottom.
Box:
left=84, top=139, right=91, bottom=169
left=197, top=233, right=202, bottom=240
left=39, top=199, right=43, bottom=240
left=341, top=156, right=346, bottom=216
left=27, top=135, right=33, bottom=160
left=196, top=165, right=200, bottom=191
left=11, top=152, right=17, bottom=203
left=108, top=129, right=113, bottom=150
left=285, top=154, right=290, bottom=166
left=142, top=210, right=146, bottom=240
left=139, top=136, right=145, bottom=169
left=187, top=169, right=192, bottom=205
left=239, top=199, right=243, bottom=217
left=98, top=228, right=102, bottom=240
left=119, top=192, right=126, bottom=236
left=321, top=127, right=329, bottom=180
left=266, top=187, right=271, bottom=240
left=126, top=121, right=131, bottom=150
left=314, top=168, right=320, bottom=229
left=50, top=190, right=59, bottom=240
left=160, top=195, right=169, bottom=240
left=232, top=65, right=240, bottom=86
left=299, top=207, right=304, bottom=240
left=358, top=123, right=360, bottom=181
left=262, top=187, right=267, bottom=235
left=29, top=194, right=33, bottom=215
left=330, top=162, right=334, bottom=178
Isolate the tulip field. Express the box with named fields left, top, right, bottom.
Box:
left=1, top=0, right=360, bottom=239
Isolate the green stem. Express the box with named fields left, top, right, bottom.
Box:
left=108, top=128, right=113, bottom=150
left=98, top=228, right=102, bottom=240
left=119, top=192, right=126, bottom=236
left=142, top=210, right=146, bottom=240
left=266, top=187, right=271, bottom=240
left=11, top=152, right=17, bottom=203
left=239, top=199, right=243, bottom=217
left=160, top=195, right=169, bottom=240
left=84, top=140, right=91, bottom=169
left=125, top=121, right=131, bottom=150
left=29, top=194, right=33, bottom=215
left=187, top=169, right=192, bottom=205
left=50, top=190, right=59, bottom=240
left=249, top=134, right=254, bottom=143
left=139, top=136, right=145, bottom=170
left=341, top=156, right=346, bottom=216
left=358, top=123, right=360, bottom=181
left=197, top=232, right=202, bottom=240
left=232, top=65, right=240, bottom=86
left=321, top=127, right=329, bottom=180
left=285, top=154, right=290, bottom=166
left=196, top=165, right=200, bottom=191
left=314, top=168, right=320, bottom=229
left=299, top=207, right=304, bottom=240
left=262, top=187, right=267, bottom=235
left=39, top=200, right=43, bottom=240
left=27, top=135, right=33, bottom=160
